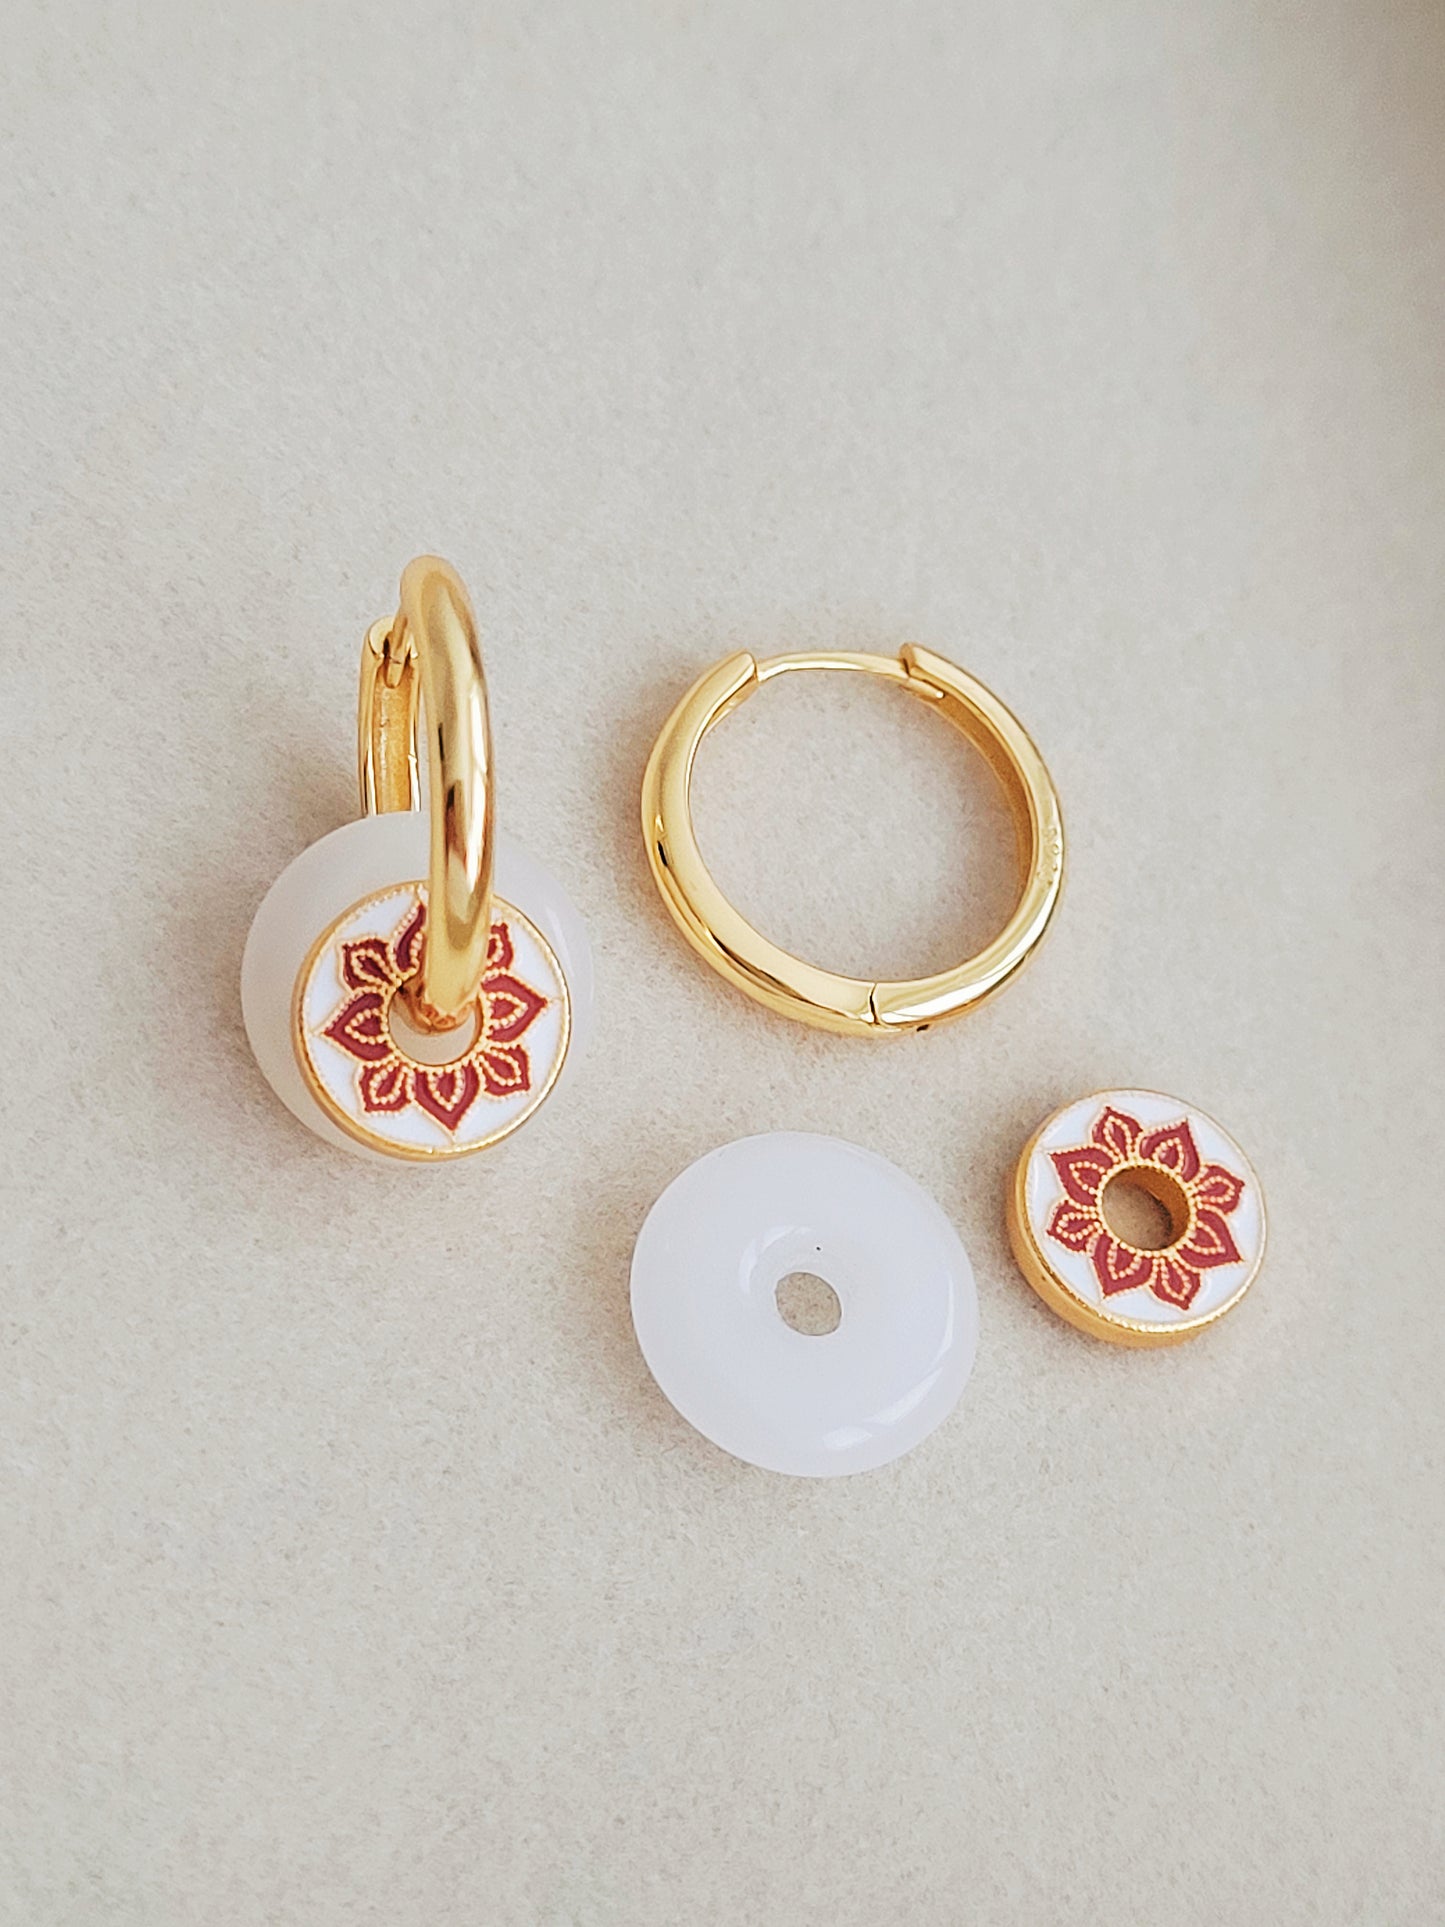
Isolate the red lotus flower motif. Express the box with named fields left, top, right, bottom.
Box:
left=321, top=898, right=548, bottom=1134
left=1045, top=1106, right=1246, bottom=1310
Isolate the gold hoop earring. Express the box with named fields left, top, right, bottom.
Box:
left=242, top=556, right=591, bottom=1162
left=641, top=645, right=1064, bottom=1036
left=356, top=556, right=496, bottom=1032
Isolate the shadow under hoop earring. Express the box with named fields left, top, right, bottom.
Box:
left=642, top=645, right=1063, bottom=1035
left=242, top=556, right=591, bottom=1161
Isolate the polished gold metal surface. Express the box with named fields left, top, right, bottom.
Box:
left=357, top=556, right=494, bottom=1029
left=357, top=617, right=421, bottom=815
left=640, top=645, right=1064, bottom=1035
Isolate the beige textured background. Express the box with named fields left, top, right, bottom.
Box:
left=4, top=3, right=1444, bottom=1922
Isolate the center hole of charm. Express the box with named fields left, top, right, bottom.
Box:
left=1101, top=1166, right=1191, bottom=1252
left=388, top=993, right=481, bottom=1067
left=775, top=1271, right=843, bottom=1336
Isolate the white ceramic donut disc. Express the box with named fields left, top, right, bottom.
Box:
left=631, top=1133, right=979, bottom=1477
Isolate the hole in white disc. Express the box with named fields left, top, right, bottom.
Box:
left=775, top=1271, right=842, bottom=1336
left=388, top=994, right=481, bottom=1066
left=1100, top=1167, right=1191, bottom=1252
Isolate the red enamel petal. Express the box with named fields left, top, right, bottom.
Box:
left=1196, top=1162, right=1246, bottom=1214
left=1151, top=1255, right=1203, bottom=1309
left=1046, top=1201, right=1099, bottom=1253
left=358, top=1059, right=412, bottom=1113
left=1090, top=1234, right=1157, bottom=1297
left=393, top=901, right=426, bottom=977
left=322, top=991, right=391, bottom=1063
left=483, top=972, right=547, bottom=1045
left=1175, top=1207, right=1242, bottom=1272
left=340, top=936, right=398, bottom=992
left=486, top=920, right=515, bottom=973
left=1050, top=1144, right=1114, bottom=1208
left=1139, top=1118, right=1202, bottom=1182
left=1090, top=1107, right=1143, bottom=1159
left=414, top=1061, right=481, bottom=1133
left=476, top=1043, right=532, bottom=1097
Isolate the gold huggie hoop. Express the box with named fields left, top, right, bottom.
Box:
left=641, top=645, right=1064, bottom=1036
left=357, top=555, right=495, bottom=1031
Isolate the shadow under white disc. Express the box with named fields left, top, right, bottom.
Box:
left=631, top=1133, right=979, bottom=1476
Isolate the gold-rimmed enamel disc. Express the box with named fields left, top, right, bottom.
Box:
left=293, top=881, right=570, bottom=1161
left=1008, top=1089, right=1265, bottom=1346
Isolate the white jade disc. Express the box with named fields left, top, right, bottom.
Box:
left=241, top=812, right=592, bottom=1162
left=631, top=1134, right=979, bottom=1477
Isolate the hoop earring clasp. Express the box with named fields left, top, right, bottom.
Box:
left=357, top=556, right=495, bottom=1031
left=642, top=644, right=1064, bottom=1036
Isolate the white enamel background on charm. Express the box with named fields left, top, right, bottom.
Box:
left=631, top=1133, right=979, bottom=1477
left=241, top=810, right=593, bottom=1161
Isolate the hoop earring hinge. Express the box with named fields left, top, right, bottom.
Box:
left=358, top=617, right=421, bottom=816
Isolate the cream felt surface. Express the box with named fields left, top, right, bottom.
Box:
left=3, top=3, right=1443, bottom=1923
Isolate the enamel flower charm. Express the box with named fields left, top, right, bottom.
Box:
left=1008, top=1089, right=1266, bottom=1346
left=292, top=881, right=570, bottom=1161
left=1044, top=1106, right=1245, bottom=1310
left=322, top=898, right=548, bottom=1133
